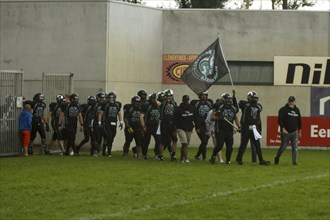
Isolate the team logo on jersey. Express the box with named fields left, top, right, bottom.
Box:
left=223, top=109, right=234, bottom=122
left=34, top=107, right=44, bottom=117
left=108, top=106, right=118, bottom=118
left=69, top=107, right=79, bottom=117
left=149, top=109, right=160, bottom=121
left=192, top=49, right=218, bottom=84
left=250, top=107, right=259, bottom=120
left=198, top=104, right=211, bottom=117
left=165, top=104, right=175, bottom=115
left=131, top=111, right=140, bottom=122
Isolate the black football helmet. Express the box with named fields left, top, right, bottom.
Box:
left=221, top=92, right=233, bottom=105
left=96, top=92, right=106, bottom=102
left=182, top=95, right=190, bottom=102
left=199, top=91, right=208, bottom=100
left=70, top=93, right=79, bottom=103
left=148, top=93, right=157, bottom=104
left=87, top=96, right=96, bottom=105
left=164, top=89, right=173, bottom=97
left=157, top=91, right=165, bottom=103
left=56, top=94, right=66, bottom=104
left=107, top=92, right=117, bottom=103
left=33, top=93, right=44, bottom=102
left=137, top=89, right=147, bottom=100
left=247, top=91, right=258, bottom=103
left=131, top=95, right=141, bottom=107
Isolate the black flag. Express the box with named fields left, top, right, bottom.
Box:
left=181, top=38, right=230, bottom=95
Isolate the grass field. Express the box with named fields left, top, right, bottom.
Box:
left=0, top=148, right=329, bottom=220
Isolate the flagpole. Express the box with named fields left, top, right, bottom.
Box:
left=217, top=33, right=235, bottom=91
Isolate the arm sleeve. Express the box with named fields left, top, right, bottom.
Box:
left=278, top=107, right=284, bottom=130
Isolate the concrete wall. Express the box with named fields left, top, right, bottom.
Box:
left=106, top=1, right=163, bottom=150
left=163, top=10, right=329, bottom=60
left=107, top=1, right=163, bottom=104
left=0, top=0, right=108, bottom=100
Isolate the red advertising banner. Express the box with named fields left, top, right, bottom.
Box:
left=267, top=116, right=330, bottom=147
left=162, top=54, right=197, bottom=84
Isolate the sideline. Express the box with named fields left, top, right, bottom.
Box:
left=76, top=173, right=329, bottom=220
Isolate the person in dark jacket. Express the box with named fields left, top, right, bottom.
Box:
left=174, top=95, right=197, bottom=163
left=275, top=96, right=302, bottom=165
left=19, top=103, right=32, bottom=156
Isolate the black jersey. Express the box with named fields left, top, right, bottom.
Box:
left=216, top=104, right=238, bottom=133
left=124, top=104, right=141, bottom=129
left=92, top=103, right=105, bottom=125
left=49, top=102, right=57, bottom=128
left=102, top=101, right=122, bottom=123
left=239, top=100, right=262, bottom=126
left=32, top=101, right=46, bottom=122
left=142, top=103, right=160, bottom=126
left=194, top=100, right=212, bottom=128
left=83, top=104, right=95, bottom=127
left=160, top=100, right=177, bottom=124
left=52, top=103, right=66, bottom=128
left=80, top=103, right=89, bottom=119
left=63, top=103, right=81, bottom=128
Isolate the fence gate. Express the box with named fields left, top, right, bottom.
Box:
left=42, top=73, right=74, bottom=151
left=0, top=70, right=24, bottom=157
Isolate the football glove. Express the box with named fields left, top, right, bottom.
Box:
left=127, top=127, right=134, bottom=134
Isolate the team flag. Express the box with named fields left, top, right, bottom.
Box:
left=181, top=38, right=230, bottom=95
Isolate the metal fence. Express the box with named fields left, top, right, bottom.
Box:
left=0, top=70, right=24, bottom=157
left=42, top=72, right=74, bottom=151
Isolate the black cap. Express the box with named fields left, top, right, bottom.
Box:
left=288, top=96, right=295, bottom=102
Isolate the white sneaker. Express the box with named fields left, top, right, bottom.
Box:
left=220, top=159, right=225, bottom=163
left=185, top=159, right=190, bottom=163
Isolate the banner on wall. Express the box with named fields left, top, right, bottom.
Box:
left=274, top=56, right=330, bottom=86
left=267, top=116, right=330, bottom=147
left=311, top=87, right=330, bottom=117
left=162, top=54, right=197, bottom=84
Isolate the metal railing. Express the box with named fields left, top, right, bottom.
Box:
left=0, top=70, right=24, bottom=157
left=42, top=72, right=74, bottom=151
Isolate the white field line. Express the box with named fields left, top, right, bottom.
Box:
left=76, top=173, right=330, bottom=220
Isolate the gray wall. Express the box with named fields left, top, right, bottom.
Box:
left=0, top=0, right=108, bottom=100
left=163, top=10, right=329, bottom=60
left=1, top=1, right=328, bottom=150
left=106, top=1, right=163, bottom=150
left=107, top=1, right=163, bottom=104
